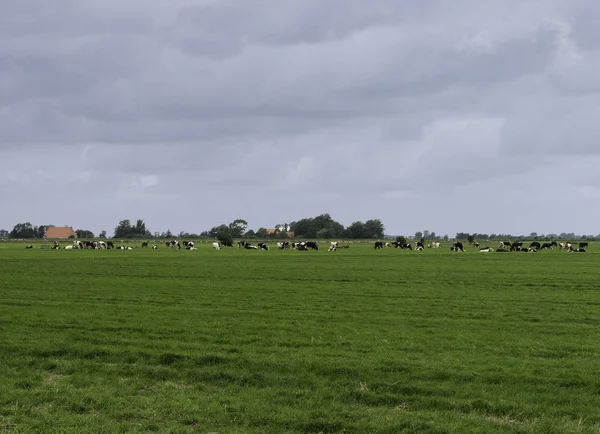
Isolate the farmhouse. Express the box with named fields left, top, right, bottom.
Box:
left=0, top=229, right=8, bottom=238
left=265, top=228, right=295, bottom=238
left=45, top=226, right=77, bottom=239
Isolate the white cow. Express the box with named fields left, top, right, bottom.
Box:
left=428, top=242, right=440, bottom=248
left=212, top=242, right=221, bottom=250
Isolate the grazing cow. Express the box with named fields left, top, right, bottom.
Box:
left=258, top=242, right=269, bottom=251
left=385, top=242, right=392, bottom=248
left=479, top=247, right=493, bottom=252
left=559, top=242, right=572, bottom=251
left=329, top=241, right=339, bottom=251
left=569, top=248, right=586, bottom=253
left=244, top=243, right=258, bottom=250
left=25, top=244, right=34, bottom=249
left=510, top=241, right=523, bottom=252
left=528, top=242, right=541, bottom=250
left=296, top=243, right=309, bottom=251
left=167, top=240, right=181, bottom=249
left=141, top=241, right=149, bottom=248
left=73, top=240, right=84, bottom=249
left=152, top=245, right=159, bottom=249
left=579, top=242, right=589, bottom=249
left=540, top=242, right=553, bottom=250
left=374, top=241, right=383, bottom=249
left=305, top=241, right=318, bottom=250
left=450, top=242, right=464, bottom=252
left=106, top=241, right=114, bottom=249
left=428, top=242, right=440, bottom=249
left=473, top=242, right=480, bottom=248
left=416, top=241, right=424, bottom=250
left=51, top=241, right=60, bottom=250
left=212, top=242, right=221, bottom=250
left=184, top=241, right=195, bottom=250
left=499, top=241, right=512, bottom=249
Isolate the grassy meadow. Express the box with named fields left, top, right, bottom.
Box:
left=1, top=240, right=600, bottom=433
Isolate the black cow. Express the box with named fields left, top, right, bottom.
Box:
left=374, top=241, right=383, bottom=249
left=529, top=241, right=541, bottom=250
left=540, top=243, right=553, bottom=250
left=107, top=241, right=114, bottom=249
left=142, top=241, right=149, bottom=248
left=257, top=242, right=269, bottom=251
left=510, top=241, right=524, bottom=251
left=579, top=242, right=589, bottom=249
left=415, top=241, right=424, bottom=250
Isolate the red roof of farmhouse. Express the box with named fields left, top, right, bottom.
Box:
left=45, top=226, right=77, bottom=239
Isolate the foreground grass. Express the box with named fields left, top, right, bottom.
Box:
left=1, top=242, right=600, bottom=433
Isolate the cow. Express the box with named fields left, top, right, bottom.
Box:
left=329, top=241, right=339, bottom=251
left=540, top=242, right=553, bottom=250
left=51, top=241, right=60, bottom=249
left=510, top=241, right=523, bottom=252
left=25, top=244, right=34, bottom=249
left=167, top=240, right=181, bottom=249
left=212, top=242, right=221, bottom=250
left=528, top=242, right=541, bottom=250
left=499, top=241, right=512, bottom=249
left=64, top=245, right=73, bottom=250
left=569, top=248, right=586, bottom=253
left=579, top=242, right=589, bottom=249
left=374, top=241, right=383, bottom=249
left=450, top=242, right=464, bottom=252
left=258, top=243, right=269, bottom=251
left=428, top=242, right=440, bottom=249
left=305, top=241, right=318, bottom=250
left=73, top=240, right=84, bottom=249
left=479, top=247, right=493, bottom=252
left=473, top=242, right=480, bottom=248
left=559, top=242, right=572, bottom=251
left=152, top=245, right=159, bottom=249
left=416, top=241, right=424, bottom=250
left=107, top=241, right=114, bottom=249
left=142, top=241, right=149, bottom=248
left=244, top=243, right=258, bottom=250
left=296, top=244, right=309, bottom=251
left=184, top=241, right=195, bottom=250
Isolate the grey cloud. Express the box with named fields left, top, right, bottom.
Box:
left=2, top=1, right=600, bottom=236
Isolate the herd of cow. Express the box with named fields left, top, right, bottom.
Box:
left=25, top=239, right=590, bottom=253
left=373, top=240, right=589, bottom=253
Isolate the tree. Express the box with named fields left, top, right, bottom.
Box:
left=114, top=219, right=132, bottom=238
left=346, top=221, right=364, bottom=238
left=396, top=236, right=407, bottom=245
left=245, top=229, right=256, bottom=238
left=217, top=231, right=233, bottom=246
left=76, top=229, right=94, bottom=239
left=414, top=231, right=423, bottom=240
left=256, top=228, right=269, bottom=238
left=363, top=219, right=385, bottom=239
left=467, top=235, right=474, bottom=245
left=10, top=222, right=37, bottom=238
left=209, top=224, right=229, bottom=238
left=99, top=230, right=107, bottom=239
left=228, top=219, right=248, bottom=238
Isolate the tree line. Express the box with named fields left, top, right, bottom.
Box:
left=5, top=218, right=599, bottom=241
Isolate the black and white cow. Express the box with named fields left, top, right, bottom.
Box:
left=184, top=241, right=195, bottom=250
left=499, top=241, right=512, bottom=249
left=257, top=242, right=269, bottom=251
left=428, top=242, right=441, bottom=249
left=374, top=241, right=383, bottom=249
left=142, top=241, right=149, bottom=248
left=540, top=242, right=553, bottom=250
left=450, top=242, right=464, bottom=252
left=329, top=241, right=339, bottom=251
left=479, top=247, right=493, bottom=252
left=167, top=240, right=181, bottom=249
left=25, top=244, right=34, bottom=249
left=528, top=242, right=541, bottom=250
left=415, top=241, right=424, bottom=250
left=305, top=241, right=318, bottom=250
left=579, top=242, right=589, bottom=249
left=510, top=241, right=523, bottom=252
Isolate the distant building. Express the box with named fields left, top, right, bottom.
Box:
left=0, top=229, right=8, bottom=238
left=45, top=226, right=77, bottom=239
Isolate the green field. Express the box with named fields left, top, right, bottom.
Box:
left=1, top=241, right=600, bottom=433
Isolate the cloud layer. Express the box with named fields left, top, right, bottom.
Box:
left=2, top=1, right=600, bottom=236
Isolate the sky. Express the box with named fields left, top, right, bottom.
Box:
left=2, top=0, right=600, bottom=237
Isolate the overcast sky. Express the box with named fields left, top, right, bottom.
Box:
left=2, top=1, right=600, bottom=237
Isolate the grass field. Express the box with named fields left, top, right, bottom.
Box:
left=1, top=240, right=600, bottom=433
